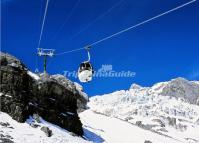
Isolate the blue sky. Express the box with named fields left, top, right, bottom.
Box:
left=1, top=0, right=199, bottom=96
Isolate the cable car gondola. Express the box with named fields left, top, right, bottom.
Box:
left=78, top=46, right=94, bottom=82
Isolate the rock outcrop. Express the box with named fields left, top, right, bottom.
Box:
left=152, top=77, right=199, bottom=105
left=51, top=74, right=88, bottom=112
left=0, top=52, right=86, bottom=136
left=0, top=52, right=31, bottom=122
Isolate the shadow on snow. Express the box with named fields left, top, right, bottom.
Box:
left=83, top=128, right=105, bottom=143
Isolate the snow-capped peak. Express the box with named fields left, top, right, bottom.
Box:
left=86, top=77, right=199, bottom=143
left=158, top=77, right=199, bottom=104
left=130, top=83, right=143, bottom=90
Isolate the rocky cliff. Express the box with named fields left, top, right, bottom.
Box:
left=0, top=52, right=88, bottom=136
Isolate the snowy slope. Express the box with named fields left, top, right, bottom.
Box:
left=80, top=110, right=184, bottom=143
left=86, top=78, right=199, bottom=143
left=0, top=111, right=90, bottom=143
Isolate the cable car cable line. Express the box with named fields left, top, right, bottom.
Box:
left=36, top=0, right=54, bottom=73
left=35, top=0, right=197, bottom=82
left=35, top=0, right=50, bottom=72
left=55, top=0, right=197, bottom=56
left=55, top=47, right=85, bottom=55
left=37, top=0, right=50, bottom=50
left=49, top=0, right=81, bottom=42
left=66, top=0, right=124, bottom=43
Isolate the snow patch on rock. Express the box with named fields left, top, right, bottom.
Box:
left=27, top=71, right=40, bottom=80
left=0, top=111, right=90, bottom=143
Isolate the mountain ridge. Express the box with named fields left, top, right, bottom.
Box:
left=87, top=77, right=199, bottom=143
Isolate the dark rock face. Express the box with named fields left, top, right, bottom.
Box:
left=0, top=122, right=14, bottom=129
left=0, top=121, right=14, bottom=143
left=0, top=53, right=30, bottom=122
left=0, top=52, right=84, bottom=136
left=0, top=137, right=14, bottom=143
left=51, top=74, right=89, bottom=112
left=28, top=78, right=83, bottom=135
left=160, top=78, right=199, bottom=105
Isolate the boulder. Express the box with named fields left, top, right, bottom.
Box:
left=41, top=126, right=52, bottom=137
left=152, top=119, right=165, bottom=127
left=136, top=121, right=142, bottom=126
left=167, top=117, right=176, bottom=127
left=30, top=123, right=40, bottom=128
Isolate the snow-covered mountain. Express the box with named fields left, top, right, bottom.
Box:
left=87, top=77, right=199, bottom=143
left=1, top=77, right=199, bottom=143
